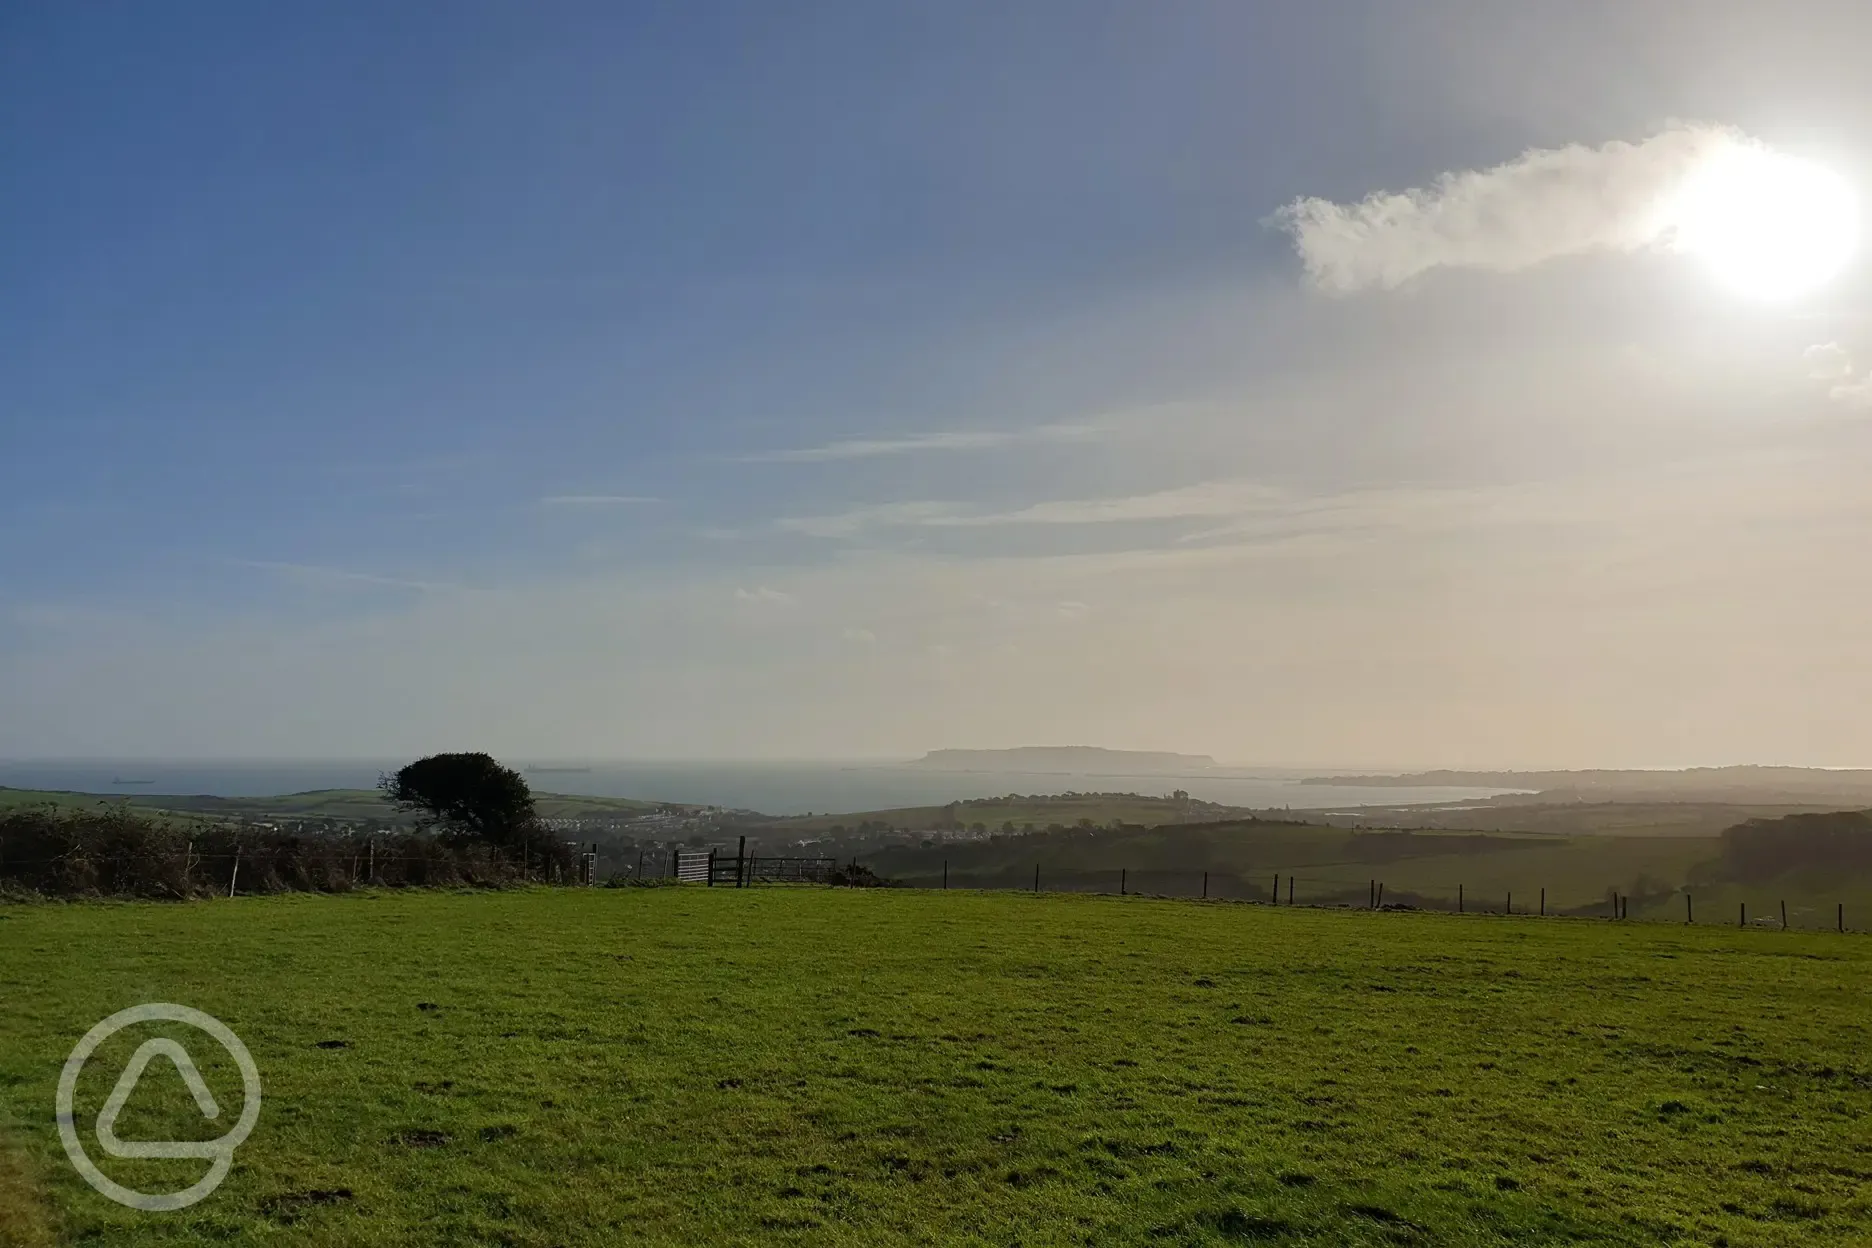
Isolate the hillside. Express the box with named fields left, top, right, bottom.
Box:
left=1301, top=766, right=1872, bottom=806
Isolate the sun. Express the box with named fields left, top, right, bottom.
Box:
left=1668, top=145, right=1859, bottom=301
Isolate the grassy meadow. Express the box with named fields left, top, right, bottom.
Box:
left=3, top=888, right=1871, bottom=1245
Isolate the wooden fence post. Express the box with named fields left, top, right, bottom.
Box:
left=1686, top=892, right=1693, bottom=924
left=1507, top=892, right=1512, bottom=916
left=1458, top=883, right=1463, bottom=914
left=1271, top=874, right=1278, bottom=905
left=1288, top=876, right=1294, bottom=905
left=1740, top=901, right=1746, bottom=928
left=1376, top=882, right=1384, bottom=908
left=737, top=836, right=747, bottom=889
left=1781, top=900, right=1788, bottom=930
left=367, top=837, right=376, bottom=884
left=943, top=860, right=949, bottom=890
left=228, top=846, right=241, bottom=899
left=1033, top=863, right=1040, bottom=893
left=1121, top=867, right=1127, bottom=896
left=1540, top=887, right=1545, bottom=916
left=1839, top=902, right=1845, bottom=933
left=1202, top=870, right=1208, bottom=899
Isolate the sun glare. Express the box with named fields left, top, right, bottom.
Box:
left=1669, top=145, right=1859, bottom=301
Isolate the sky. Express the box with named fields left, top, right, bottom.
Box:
left=6, top=0, right=1872, bottom=766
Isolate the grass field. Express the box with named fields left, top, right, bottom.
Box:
left=4, top=889, right=1872, bottom=1245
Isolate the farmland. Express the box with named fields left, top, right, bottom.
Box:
left=4, top=888, right=1872, bottom=1245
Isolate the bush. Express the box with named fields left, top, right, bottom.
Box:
left=0, top=806, right=572, bottom=900
left=826, top=862, right=896, bottom=888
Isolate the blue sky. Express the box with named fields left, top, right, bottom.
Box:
left=8, top=2, right=1872, bottom=763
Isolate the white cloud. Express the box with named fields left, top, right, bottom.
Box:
left=1805, top=343, right=1853, bottom=381
left=745, top=423, right=1093, bottom=463
left=1274, top=124, right=1745, bottom=293
left=1831, top=375, right=1872, bottom=408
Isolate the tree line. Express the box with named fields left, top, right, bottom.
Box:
left=0, top=753, right=577, bottom=899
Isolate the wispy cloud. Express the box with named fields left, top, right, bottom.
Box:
left=744, top=423, right=1094, bottom=463
left=778, top=481, right=1284, bottom=538
left=734, top=586, right=798, bottom=606
left=1273, top=124, right=1743, bottom=293
left=538, top=494, right=658, bottom=506
left=235, top=559, right=455, bottom=593
left=776, top=501, right=964, bottom=539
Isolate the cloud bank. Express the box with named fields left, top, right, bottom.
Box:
left=1275, top=125, right=1745, bottom=293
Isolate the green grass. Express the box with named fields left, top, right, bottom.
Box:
left=4, top=889, right=1872, bottom=1245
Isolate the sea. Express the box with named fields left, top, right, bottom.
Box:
left=0, top=759, right=1519, bottom=817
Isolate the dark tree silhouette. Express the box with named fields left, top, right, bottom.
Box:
left=380, top=753, right=537, bottom=853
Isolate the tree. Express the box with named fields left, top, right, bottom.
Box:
left=380, top=753, right=536, bottom=853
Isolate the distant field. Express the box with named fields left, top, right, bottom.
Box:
left=4, top=889, right=1872, bottom=1245
left=863, top=823, right=1738, bottom=913
left=753, top=791, right=1253, bottom=834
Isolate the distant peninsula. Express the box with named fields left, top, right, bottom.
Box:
left=912, top=747, right=1217, bottom=774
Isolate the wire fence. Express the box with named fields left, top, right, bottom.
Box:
left=885, top=862, right=1872, bottom=933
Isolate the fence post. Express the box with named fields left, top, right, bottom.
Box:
left=943, top=860, right=948, bottom=890
left=1540, top=887, right=1545, bottom=916
left=368, top=837, right=376, bottom=884
left=228, top=846, right=241, bottom=899
left=1121, top=868, right=1127, bottom=896
left=1376, top=882, right=1384, bottom=908
left=1458, top=884, right=1463, bottom=914
left=1288, top=876, right=1294, bottom=905
left=1740, top=901, right=1746, bottom=928
left=1034, top=863, right=1040, bottom=893
left=737, top=836, right=747, bottom=889
left=637, top=849, right=644, bottom=878
left=1781, top=900, right=1788, bottom=930
left=1271, top=874, right=1278, bottom=904
left=1202, top=870, right=1208, bottom=900
left=1369, top=879, right=1375, bottom=909
left=1686, top=892, right=1693, bottom=924
left=1507, top=892, right=1512, bottom=916
left=1840, top=902, right=1845, bottom=933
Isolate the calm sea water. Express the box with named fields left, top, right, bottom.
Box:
left=0, top=759, right=1515, bottom=816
